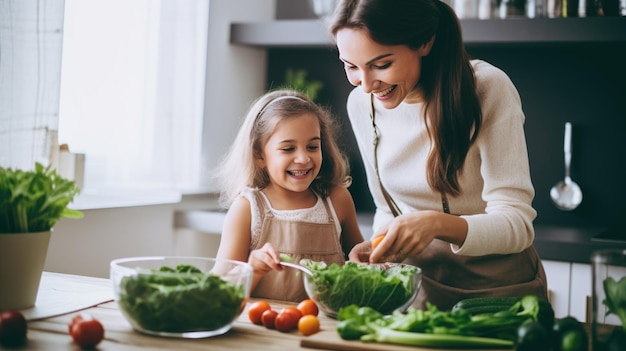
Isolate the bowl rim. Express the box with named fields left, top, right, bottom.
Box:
left=110, top=255, right=253, bottom=274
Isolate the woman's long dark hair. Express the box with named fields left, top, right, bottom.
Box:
left=329, top=0, right=482, bottom=197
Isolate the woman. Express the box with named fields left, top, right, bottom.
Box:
left=329, top=0, right=548, bottom=310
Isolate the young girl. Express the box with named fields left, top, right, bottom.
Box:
left=214, top=89, right=364, bottom=302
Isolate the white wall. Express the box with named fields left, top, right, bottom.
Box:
left=45, top=203, right=177, bottom=278
left=201, top=0, right=276, bottom=190
left=44, top=0, right=277, bottom=278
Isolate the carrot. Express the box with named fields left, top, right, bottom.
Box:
left=371, top=235, right=384, bottom=249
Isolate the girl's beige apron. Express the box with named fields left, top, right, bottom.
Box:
left=249, top=191, right=345, bottom=302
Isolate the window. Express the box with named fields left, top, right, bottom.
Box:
left=58, top=0, right=209, bottom=191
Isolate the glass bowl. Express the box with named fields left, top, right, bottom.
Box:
left=301, top=261, right=422, bottom=318
left=110, top=256, right=252, bottom=338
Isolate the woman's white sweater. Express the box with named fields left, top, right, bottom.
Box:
left=346, top=59, right=536, bottom=256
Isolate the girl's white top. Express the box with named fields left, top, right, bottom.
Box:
left=240, top=187, right=342, bottom=239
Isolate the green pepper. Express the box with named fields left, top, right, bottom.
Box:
left=603, top=328, right=626, bottom=351
left=516, top=319, right=550, bottom=351
left=552, top=316, right=588, bottom=351
left=336, top=318, right=371, bottom=340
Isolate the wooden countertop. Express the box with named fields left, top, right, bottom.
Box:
left=18, top=272, right=511, bottom=351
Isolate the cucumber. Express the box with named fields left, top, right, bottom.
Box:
left=451, top=297, right=521, bottom=315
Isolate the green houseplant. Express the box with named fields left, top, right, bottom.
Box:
left=1, top=162, right=83, bottom=233
left=0, top=163, right=83, bottom=310
left=282, top=68, right=323, bottom=102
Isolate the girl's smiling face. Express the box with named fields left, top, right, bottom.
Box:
left=336, top=28, right=431, bottom=109
left=257, top=112, right=322, bottom=195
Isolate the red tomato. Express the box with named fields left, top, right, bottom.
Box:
left=69, top=313, right=88, bottom=334
left=298, top=315, right=321, bottom=336
left=0, top=310, right=27, bottom=347
left=70, top=317, right=104, bottom=349
left=274, top=310, right=299, bottom=332
left=261, top=309, right=278, bottom=329
left=297, top=299, right=319, bottom=317
left=248, top=301, right=271, bottom=325
left=280, top=307, right=303, bottom=320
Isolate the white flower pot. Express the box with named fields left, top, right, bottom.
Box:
left=0, top=230, right=51, bottom=310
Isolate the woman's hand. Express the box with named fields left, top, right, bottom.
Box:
left=248, top=243, right=284, bottom=275
left=367, top=211, right=467, bottom=263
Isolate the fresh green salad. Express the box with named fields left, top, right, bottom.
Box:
left=117, top=264, right=245, bottom=333
left=301, top=260, right=418, bottom=315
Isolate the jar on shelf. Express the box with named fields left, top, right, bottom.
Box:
left=454, top=0, right=480, bottom=18
left=499, top=0, right=527, bottom=17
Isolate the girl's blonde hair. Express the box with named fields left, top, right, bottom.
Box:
left=215, top=89, right=351, bottom=208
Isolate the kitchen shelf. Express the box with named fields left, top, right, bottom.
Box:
left=230, top=17, right=626, bottom=48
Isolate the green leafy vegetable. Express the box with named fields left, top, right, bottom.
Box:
left=336, top=305, right=515, bottom=349
left=603, top=276, right=626, bottom=331
left=0, top=163, right=83, bottom=233
left=301, top=260, right=418, bottom=315
left=117, top=264, right=246, bottom=333
left=335, top=294, right=552, bottom=349
left=279, top=253, right=293, bottom=262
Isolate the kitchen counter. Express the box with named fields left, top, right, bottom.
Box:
left=20, top=273, right=504, bottom=351
left=533, top=225, right=626, bottom=264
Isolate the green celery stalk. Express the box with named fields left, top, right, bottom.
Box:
left=362, top=327, right=514, bottom=349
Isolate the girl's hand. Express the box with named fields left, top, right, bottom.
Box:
left=248, top=243, right=284, bottom=275
left=347, top=241, right=373, bottom=263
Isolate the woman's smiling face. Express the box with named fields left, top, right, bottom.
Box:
left=336, top=28, right=429, bottom=109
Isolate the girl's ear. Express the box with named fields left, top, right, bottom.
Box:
left=255, top=156, right=266, bottom=168
left=419, top=36, right=436, bottom=56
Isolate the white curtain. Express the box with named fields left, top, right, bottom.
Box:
left=0, top=0, right=65, bottom=171
left=58, top=0, right=208, bottom=191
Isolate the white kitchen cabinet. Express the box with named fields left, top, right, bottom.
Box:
left=570, top=263, right=591, bottom=322
left=544, top=261, right=606, bottom=323
left=543, top=260, right=571, bottom=319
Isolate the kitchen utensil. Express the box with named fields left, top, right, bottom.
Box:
left=550, top=122, right=583, bottom=211
left=279, top=261, right=313, bottom=276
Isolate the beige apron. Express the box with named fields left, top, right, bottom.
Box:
left=368, top=93, right=547, bottom=311
left=249, top=191, right=345, bottom=302
left=406, top=240, right=548, bottom=311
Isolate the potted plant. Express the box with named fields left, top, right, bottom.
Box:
left=282, top=68, right=324, bottom=102
left=0, top=163, right=83, bottom=310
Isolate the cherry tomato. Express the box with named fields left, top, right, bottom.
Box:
left=298, top=315, right=321, bottom=336
left=248, top=300, right=271, bottom=325
left=372, top=235, right=384, bottom=249
left=274, top=310, right=299, bottom=332
left=70, top=316, right=104, bottom=349
left=297, top=299, right=319, bottom=317
left=69, top=312, right=88, bottom=334
left=0, top=310, right=27, bottom=347
left=261, top=309, right=278, bottom=329
left=280, top=307, right=303, bottom=320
